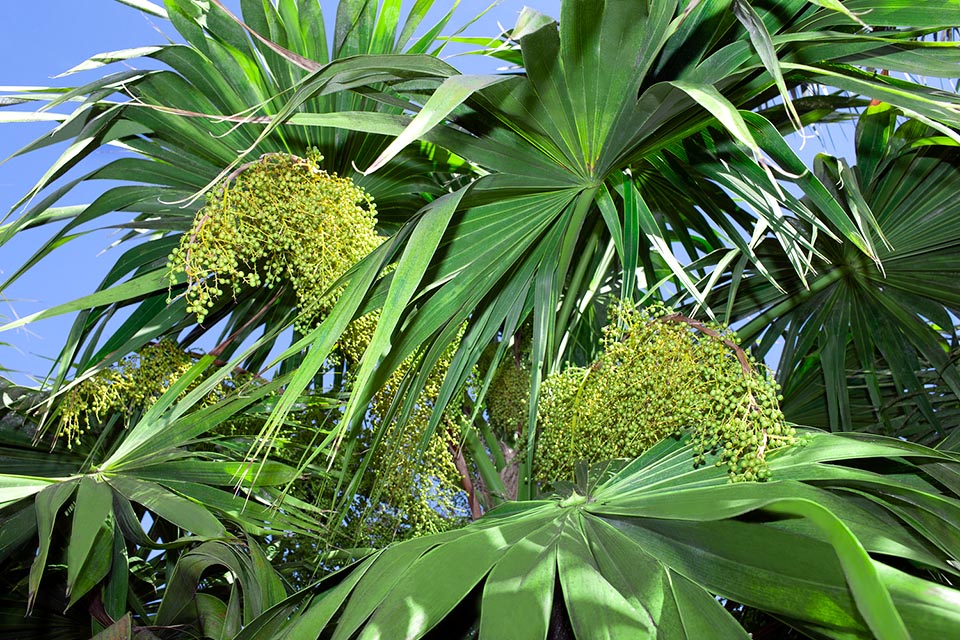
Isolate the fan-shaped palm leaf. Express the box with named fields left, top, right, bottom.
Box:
left=723, top=105, right=960, bottom=441
left=0, top=0, right=464, bottom=393
left=237, top=431, right=960, bottom=640
left=0, top=347, right=316, bottom=627
left=251, top=1, right=960, bottom=521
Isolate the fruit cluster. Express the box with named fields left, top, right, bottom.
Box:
left=358, top=329, right=472, bottom=545
left=276, top=322, right=472, bottom=552
left=167, top=150, right=381, bottom=334
left=485, top=345, right=532, bottom=447
left=535, top=303, right=796, bottom=483
left=58, top=340, right=227, bottom=447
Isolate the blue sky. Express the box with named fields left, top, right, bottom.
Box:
left=1, top=2, right=201, bottom=384
left=0, top=0, right=845, bottom=386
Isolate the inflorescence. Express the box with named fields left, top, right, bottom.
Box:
left=58, top=340, right=241, bottom=448
left=535, top=303, right=796, bottom=483
left=167, top=150, right=381, bottom=334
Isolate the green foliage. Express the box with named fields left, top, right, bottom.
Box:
left=263, top=324, right=471, bottom=564
left=327, top=331, right=472, bottom=550
left=167, top=151, right=381, bottom=333
left=3, top=0, right=960, bottom=637
left=362, top=361, right=470, bottom=543
left=536, top=304, right=796, bottom=483
left=356, top=418, right=469, bottom=546
left=254, top=432, right=960, bottom=640
left=725, top=106, right=960, bottom=442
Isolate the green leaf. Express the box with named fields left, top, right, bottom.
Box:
left=479, top=520, right=560, bottom=639
left=244, top=534, right=287, bottom=622
left=669, top=81, right=761, bottom=156
left=114, top=0, right=168, bottom=19
left=732, top=0, right=801, bottom=130
left=360, top=74, right=509, bottom=174
left=879, top=563, right=960, bottom=637
left=0, top=111, right=68, bottom=123
left=132, top=460, right=298, bottom=487
left=666, top=569, right=752, bottom=639
left=55, top=46, right=164, bottom=77
left=280, top=555, right=381, bottom=640
left=152, top=480, right=317, bottom=536
left=269, top=433, right=960, bottom=637
left=28, top=480, right=79, bottom=613
left=0, top=474, right=58, bottom=508
left=0, top=269, right=178, bottom=333
left=67, top=512, right=115, bottom=609
left=195, top=593, right=230, bottom=640
left=764, top=498, right=909, bottom=640
left=558, top=521, right=655, bottom=638
left=157, top=540, right=286, bottom=627
left=333, top=536, right=449, bottom=638
left=855, top=102, right=897, bottom=184
left=339, top=188, right=467, bottom=444
left=107, top=475, right=227, bottom=538
left=806, top=0, right=870, bottom=28
left=0, top=501, right=37, bottom=564
left=357, top=512, right=555, bottom=640
left=250, top=238, right=390, bottom=472
left=102, top=520, right=129, bottom=621
left=101, top=355, right=286, bottom=471
left=66, top=476, right=114, bottom=599
left=583, top=515, right=750, bottom=638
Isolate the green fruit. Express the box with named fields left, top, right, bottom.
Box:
left=168, top=150, right=381, bottom=334
left=486, top=349, right=532, bottom=445
left=535, top=303, right=796, bottom=484
left=58, top=340, right=248, bottom=448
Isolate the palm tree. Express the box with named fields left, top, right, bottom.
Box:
left=2, top=0, right=960, bottom=637
left=716, top=104, right=960, bottom=445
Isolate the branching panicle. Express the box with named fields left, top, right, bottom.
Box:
left=536, top=303, right=797, bottom=483
left=167, top=151, right=382, bottom=334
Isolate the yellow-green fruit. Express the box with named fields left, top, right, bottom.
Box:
left=278, top=326, right=472, bottom=552
left=168, top=151, right=381, bottom=334
left=338, top=311, right=381, bottom=364
left=58, top=340, right=255, bottom=448
left=486, top=354, right=531, bottom=444
left=535, top=304, right=795, bottom=483
left=60, top=340, right=195, bottom=447
left=353, top=330, right=472, bottom=547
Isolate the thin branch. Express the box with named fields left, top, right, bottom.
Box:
left=657, top=313, right=754, bottom=376
left=449, top=436, right=483, bottom=520
left=209, top=289, right=284, bottom=359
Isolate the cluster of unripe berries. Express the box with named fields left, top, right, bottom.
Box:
left=486, top=347, right=532, bottom=448
left=534, top=303, right=796, bottom=483
left=284, top=329, right=471, bottom=552
left=58, top=340, right=236, bottom=448
left=166, top=150, right=381, bottom=334
left=353, top=327, right=472, bottom=546
left=161, top=148, right=472, bottom=548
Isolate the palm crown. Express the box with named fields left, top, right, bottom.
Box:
left=1, top=1, right=960, bottom=638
